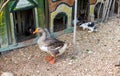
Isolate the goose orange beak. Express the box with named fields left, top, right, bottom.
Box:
left=33, top=28, right=39, bottom=34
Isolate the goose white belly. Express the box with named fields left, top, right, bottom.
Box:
left=39, top=45, right=49, bottom=53
left=37, top=41, right=49, bottom=52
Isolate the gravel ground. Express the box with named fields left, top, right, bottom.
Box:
left=0, top=17, right=120, bottom=76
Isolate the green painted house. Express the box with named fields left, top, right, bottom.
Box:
left=0, top=0, right=47, bottom=52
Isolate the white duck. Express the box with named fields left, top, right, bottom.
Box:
left=33, top=28, right=67, bottom=64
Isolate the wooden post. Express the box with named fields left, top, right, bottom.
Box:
left=102, top=0, right=114, bottom=21
left=73, top=0, right=78, bottom=50
left=91, top=14, right=95, bottom=21
left=110, top=0, right=115, bottom=16
left=97, top=0, right=103, bottom=19
left=105, top=0, right=113, bottom=21
left=102, top=0, right=109, bottom=22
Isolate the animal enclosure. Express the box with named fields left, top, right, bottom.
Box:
left=0, top=0, right=119, bottom=52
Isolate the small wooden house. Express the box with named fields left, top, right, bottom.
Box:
left=0, top=0, right=118, bottom=52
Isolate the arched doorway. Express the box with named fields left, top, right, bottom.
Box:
left=53, top=12, right=67, bottom=32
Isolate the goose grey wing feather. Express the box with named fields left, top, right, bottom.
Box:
left=44, top=38, right=64, bottom=46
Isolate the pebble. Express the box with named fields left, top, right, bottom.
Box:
left=1, top=72, right=14, bottom=76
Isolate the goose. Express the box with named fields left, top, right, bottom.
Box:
left=33, top=28, right=67, bottom=64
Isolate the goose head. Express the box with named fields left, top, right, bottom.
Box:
left=33, top=28, right=47, bottom=41
left=33, top=28, right=44, bottom=34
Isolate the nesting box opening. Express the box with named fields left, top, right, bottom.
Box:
left=13, top=9, right=36, bottom=42
left=77, top=0, right=89, bottom=22
left=53, top=12, right=67, bottom=32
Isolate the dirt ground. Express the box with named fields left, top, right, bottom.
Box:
left=1, top=17, right=120, bottom=76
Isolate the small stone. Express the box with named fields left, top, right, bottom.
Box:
left=117, top=46, right=120, bottom=48
left=36, top=70, right=40, bottom=73
left=88, top=51, right=93, bottom=54
left=68, top=62, right=72, bottom=65
left=109, top=49, right=112, bottom=52
left=1, top=72, right=14, bottom=76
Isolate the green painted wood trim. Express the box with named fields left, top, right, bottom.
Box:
left=10, top=13, right=16, bottom=44
left=0, top=42, right=36, bottom=52
left=0, top=35, right=40, bottom=52
left=50, top=27, right=74, bottom=38
left=44, top=0, right=49, bottom=29
left=64, top=27, right=74, bottom=33
left=10, top=0, right=38, bottom=12
left=34, top=8, right=39, bottom=28
left=35, top=0, right=45, bottom=27
left=0, top=7, right=9, bottom=49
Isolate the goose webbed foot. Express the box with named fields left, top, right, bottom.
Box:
left=45, top=56, right=55, bottom=64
